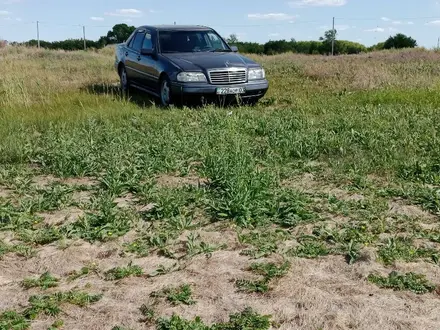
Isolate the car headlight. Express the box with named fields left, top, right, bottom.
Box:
left=248, top=67, right=265, bottom=80
left=177, top=72, right=207, bottom=82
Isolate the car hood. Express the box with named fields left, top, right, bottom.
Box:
left=163, top=52, right=259, bottom=71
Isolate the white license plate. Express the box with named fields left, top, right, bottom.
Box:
left=216, top=87, right=246, bottom=95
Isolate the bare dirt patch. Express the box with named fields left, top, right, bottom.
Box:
left=31, top=175, right=97, bottom=189
left=114, top=193, right=139, bottom=208
left=61, top=177, right=98, bottom=187
left=388, top=199, right=435, bottom=220
left=282, top=173, right=365, bottom=201
left=38, top=207, right=84, bottom=226
left=0, top=186, right=12, bottom=199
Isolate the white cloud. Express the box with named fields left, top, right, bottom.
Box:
left=2, top=0, right=22, bottom=4
left=407, top=21, right=414, bottom=25
left=289, top=0, right=347, bottom=7
left=0, top=10, right=11, bottom=15
left=392, top=20, right=402, bottom=25
left=426, top=20, right=440, bottom=26
left=122, top=19, right=133, bottom=23
left=90, top=16, right=104, bottom=21
left=364, top=27, right=398, bottom=33
left=104, top=8, right=142, bottom=17
left=381, top=17, right=391, bottom=21
left=268, top=33, right=280, bottom=37
left=248, top=13, right=298, bottom=20
left=364, top=27, right=385, bottom=32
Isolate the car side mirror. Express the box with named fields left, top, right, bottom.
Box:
left=230, top=45, right=238, bottom=52
left=141, top=48, right=154, bottom=56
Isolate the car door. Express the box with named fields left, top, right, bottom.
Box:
left=124, top=29, right=146, bottom=85
left=137, top=29, right=160, bottom=91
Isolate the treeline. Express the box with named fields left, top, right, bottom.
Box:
left=232, top=39, right=367, bottom=55
left=12, top=38, right=105, bottom=50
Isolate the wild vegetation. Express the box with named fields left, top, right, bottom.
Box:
left=1, top=45, right=440, bottom=329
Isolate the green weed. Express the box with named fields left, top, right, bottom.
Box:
left=377, top=237, right=439, bottom=265
left=104, top=263, right=144, bottom=281
left=239, top=229, right=290, bottom=259
left=0, top=240, right=35, bottom=259
left=21, top=272, right=59, bottom=290
left=184, top=232, right=226, bottom=259
left=291, top=238, right=329, bottom=259
left=63, top=194, right=134, bottom=242
left=0, top=310, right=30, bottom=330
left=368, top=271, right=436, bottom=294
left=23, top=291, right=102, bottom=319
left=235, top=262, right=290, bottom=293
left=150, top=284, right=196, bottom=306
left=155, top=307, right=271, bottom=330
left=48, top=319, right=64, bottom=330
left=67, top=264, right=98, bottom=282
left=139, top=304, right=156, bottom=323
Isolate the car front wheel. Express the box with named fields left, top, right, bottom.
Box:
left=119, top=66, right=129, bottom=94
left=160, top=77, right=173, bottom=107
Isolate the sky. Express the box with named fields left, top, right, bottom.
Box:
left=2, top=0, right=440, bottom=47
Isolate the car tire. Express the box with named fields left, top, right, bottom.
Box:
left=159, top=76, right=173, bottom=107
left=119, top=65, right=129, bottom=95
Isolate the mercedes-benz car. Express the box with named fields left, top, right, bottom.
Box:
left=114, top=25, right=269, bottom=106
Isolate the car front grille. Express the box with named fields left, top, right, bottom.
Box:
left=208, top=68, right=247, bottom=85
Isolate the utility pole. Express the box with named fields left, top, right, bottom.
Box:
left=83, top=25, right=86, bottom=50
left=437, top=37, right=439, bottom=49
left=37, top=21, right=40, bottom=48
left=331, top=16, right=335, bottom=56
left=174, top=21, right=176, bottom=25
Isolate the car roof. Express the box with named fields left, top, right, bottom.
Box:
left=139, top=25, right=213, bottom=31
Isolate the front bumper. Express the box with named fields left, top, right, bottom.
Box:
left=170, top=79, right=269, bottom=101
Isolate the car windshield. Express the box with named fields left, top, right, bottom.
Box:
left=159, top=30, right=230, bottom=53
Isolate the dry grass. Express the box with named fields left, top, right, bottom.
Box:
left=1, top=46, right=440, bottom=329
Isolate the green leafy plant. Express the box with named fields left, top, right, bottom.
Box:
left=291, top=238, right=329, bottom=259
left=23, top=291, right=103, bottom=320
left=155, top=308, right=271, bottom=330
left=0, top=310, right=30, bottom=330
left=150, top=284, right=196, bottom=306
left=368, top=271, right=436, bottom=294
left=104, top=263, right=144, bottom=281
left=377, top=237, right=438, bottom=265
left=235, top=262, right=290, bottom=293
left=21, top=272, right=59, bottom=290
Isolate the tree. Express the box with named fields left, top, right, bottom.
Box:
left=226, top=34, right=239, bottom=44
left=104, top=24, right=136, bottom=44
left=383, top=33, right=417, bottom=49
left=320, top=29, right=337, bottom=54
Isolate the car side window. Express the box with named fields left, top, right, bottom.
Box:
left=142, top=31, right=153, bottom=50
left=207, top=32, right=224, bottom=49
left=127, top=35, right=135, bottom=48
left=131, top=31, right=145, bottom=53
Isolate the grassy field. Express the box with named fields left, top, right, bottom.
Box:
left=1, top=45, right=440, bottom=330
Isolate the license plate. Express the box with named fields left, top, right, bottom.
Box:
left=216, top=87, right=246, bottom=95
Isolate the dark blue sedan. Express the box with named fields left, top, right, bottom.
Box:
left=115, top=25, right=269, bottom=106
